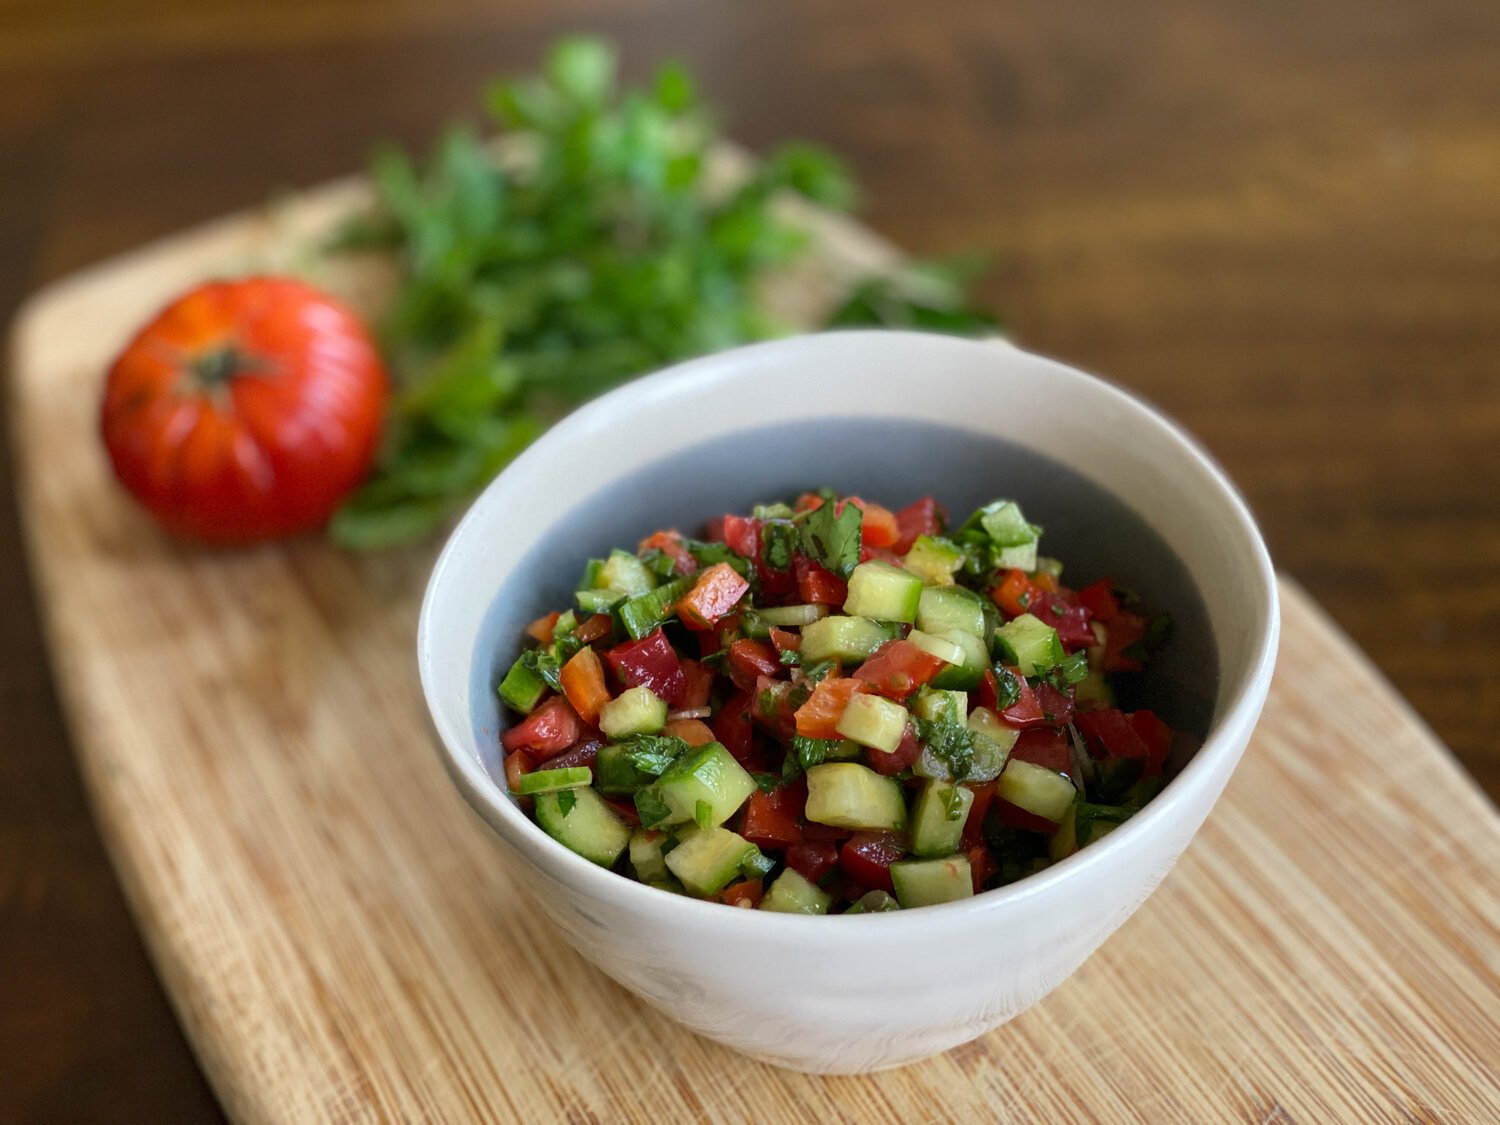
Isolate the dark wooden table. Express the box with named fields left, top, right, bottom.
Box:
left=2, top=2, right=1496, bottom=1120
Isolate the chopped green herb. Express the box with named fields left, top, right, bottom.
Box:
left=634, top=787, right=673, bottom=829
left=750, top=772, right=781, bottom=794
left=798, top=498, right=862, bottom=578
left=992, top=665, right=1023, bottom=710
left=555, top=788, right=578, bottom=816
left=791, top=736, right=838, bottom=772
left=618, top=734, right=691, bottom=777
left=799, top=660, right=836, bottom=683
left=778, top=648, right=801, bottom=666
left=684, top=539, right=750, bottom=573
left=1044, top=650, right=1090, bottom=690
left=916, top=696, right=975, bottom=782
left=694, top=799, right=714, bottom=831
left=760, top=521, right=798, bottom=571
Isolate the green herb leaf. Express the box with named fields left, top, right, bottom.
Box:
left=916, top=696, right=975, bottom=782
left=760, top=521, right=798, bottom=571
left=634, top=787, right=673, bottom=828
left=798, top=498, right=862, bottom=577
left=790, top=735, right=837, bottom=772
left=556, top=788, right=578, bottom=816
left=992, top=665, right=1023, bottom=710
left=941, top=784, right=967, bottom=821
left=750, top=772, right=781, bottom=794
left=618, top=734, right=691, bottom=777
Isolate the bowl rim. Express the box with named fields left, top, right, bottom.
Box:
left=419, top=329, right=1280, bottom=933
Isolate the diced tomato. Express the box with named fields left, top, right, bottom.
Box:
left=858, top=544, right=906, bottom=566
left=1075, top=709, right=1154, bottom=774
left=1076, top=578, right=1121, bottom=622
left=768, top=627, right=801, bottom=657
left=602, top=796, right=642, bottom=827
left=712, top=692, right=756, bottom=761
left=572, top=614, right=614, bottom=645
left=720, top=880, right=764, bottom=909
left=751, top=676, right=800, bottom=743
left=1033, top=682, right=1075, bottom=727
left=1032, top=571, right=1060, bottom=594
left=500, top=696, right=582, bottom=759
left=794, top=676, right=865, bottom=739
left=726, top=638, right=782, bottom=692
left=663, top=718, right=717, bottom=746
left=893, top=496, right=943, bottom=554
left=866, top=723, right=923, bottom=776
left=853, top=640, right=945, bottom=699
left=785, top=841, right=840, bottom=884
left=545, top=737, right=601, bottom=771
left=1010, top=727, right=1073, bottom=776
left=678, top=659, right=714, bottom=711
left=1001, top=672, right=1046, bottom=727
left=559, top=646, right=610, bottom=725
left=996, top=800, right=1063, bottom=833
left=676, top=561, right=750, bottom=630
left=1031, top=593, right=1095, bottom=650
left=606, top=628, right=687, bottom=705
left=974, top=667, right=1000, bottom=712
left=525, top=611, right=560, bottom=645
left=794, top=556, right=848, bottom=605
left=967, top=845, right=998, bottom=893
left=722, top=514, right=760, bottom=559
left=1101, top=610, right=1148, bottom=673
left=637, top=529, right=699, bottom=576
left=845, top=497, right=900, bottom=548
left=741, top=788, right=805, bottom=849
left=992, top=568, right=1046, bottom=618
left=1128, top=710, right=1173, bottom=774
left=800, top=820, right=848, bottom=843
left=793, top=492, right=824, bottom=513
left=503, top=749, right=535, bottom=793
left=961, top=779, right=999, bottom=849
left=839, top=831, right=905, bottom=894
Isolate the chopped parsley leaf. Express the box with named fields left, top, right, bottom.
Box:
left=556, top=788, right=578, bottom=816
left=634, top=787, right=673, bottom=828
left=798, top=497, right=862, bottom=577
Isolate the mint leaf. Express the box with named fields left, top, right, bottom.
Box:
left=619, top=734, right=691, bottom=777
left=634, top=787, right=673, bottom=828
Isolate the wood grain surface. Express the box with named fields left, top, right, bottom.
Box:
left=10, top=171, right=1500, bottom=1123
left=2, top=2, right=1498, bottom=1119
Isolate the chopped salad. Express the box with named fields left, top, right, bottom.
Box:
left=497, top=491, right=1184, bottom=913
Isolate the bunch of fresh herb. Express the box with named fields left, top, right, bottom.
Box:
left=328, top=36, right=996, bottom=549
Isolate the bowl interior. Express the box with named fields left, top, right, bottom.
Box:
left=465, top=416, right=1219, bottom=788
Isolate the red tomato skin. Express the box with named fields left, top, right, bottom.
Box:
left=100, top=277, right=388, bottom=543
left=726, top=639, right=782, bottom=692
left=544, top=738, right=602, bottom=771
left=853, top=640, right=945, bottom=699
left=711, top=691, right=756, bottom=761
left=722, top=514, right=760, bottom=558
left=1128, top=710, right=1173, bottom=773
left=961, top=780, right=999, bottom=849
left=637, top=530, right=699, bottom=576
left=1075, top=709, right=1155, bottom=772
left=1033, top=682, right=1076, bottom=727
left=865, top=723, right=923, bottom=776
left=606, top=629, right=687, bottom=704
left=677, top=659, right=715, bottom=711
left=1009, top=727, right=1073, bottom=776
left=740, top=789, right=805, bottom=849
left=839, top=831, right=905, bottom=894
left=794, top=557, right=848, bottom=604
left=1031, top=595, right=1096, bottom=651
left=1001, top=674, right=1046, bottom=727
left=996, top=800, right=1063, bottom=833
left=1076, top=579, right=1121, bottom=622
left=785, top=841, right=840, bottom=883
left=750, top=676, right=799, bottom=743
left=893, top=497, right=943, bottom=553
left=500, top=696, right=582, bottom=758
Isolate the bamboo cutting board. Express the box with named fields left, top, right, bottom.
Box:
left=10, top=179, right=1500, bottom=1124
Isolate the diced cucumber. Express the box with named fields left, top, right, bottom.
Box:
left=740, top=848, right=776, bottom=879
left=647, top=877, right=687, bottom=895
left=910, top=780, right=973, bottom=858
left=1049, top=802, right=1133, bottom=861
left=594, top=744, right=653, bottom=794
left=977, top=500, right=1038, bottom=547
left=907, top=629, right=966, bottom=665
left=902, top=536, right=964, bottom=586
left=651, top=742, right=757, bottom=827
left=835, top=695, right=910, bottom=754
left=998, top=759, right=1077, bottom=823
left=576, top=558, right=605, bottom=592
left=598, top=686, right=667, bottom=739
left=966, top=707, right=1019, bottom=780
left=759, top=868, right=833, bottom=914
left=891, top=856, right=974, bottom=908
left=576, top=588, right=625, bottom=614
left=629, top=829, right=670, bottom=882
left=993, top=613, right=1066, bottom=675
left=755, top=603, right=832, bottom=627
left=599, top=550, right=657, bottom=596
left=929, top=628, right=989, bottom=690
left=913, top=688, right=968, bottom=723
left=844, top=889, right=901, bottom=913
left=825, top=738, right=865, bottom=761
left=799, top=615, right=895, bottom=665
left=843, top=561, right=924, bottom=623
left=737, top=610, right=772, bottom=640
left=1073, top=669, right=1115, bottom=708
left=664, top=826, right=758, bottom=896
left=916, top=586, right=987, bottom=638
left=804, top=762, right=907, bottom=830
left=994, top=542, right=1038, bottom=571
left=618, top=575, right=693, bottom=640
left=517, top=766, right=592, bottom=795
left=534, top=787, right=630, bottom=867
left=497, top=655, right=547, bottom=714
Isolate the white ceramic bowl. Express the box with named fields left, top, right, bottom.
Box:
left=418, top=331, right=1278, bottom=1074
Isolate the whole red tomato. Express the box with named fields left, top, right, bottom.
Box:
left=100, top=277, right=389, bottom=543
